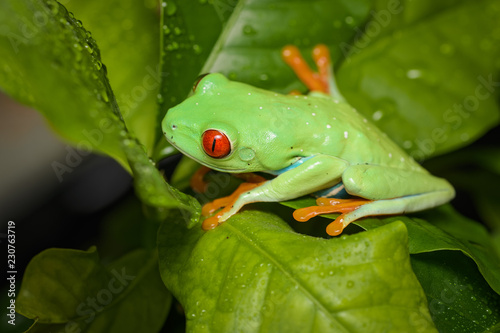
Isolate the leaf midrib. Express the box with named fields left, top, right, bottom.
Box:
left=224, top=222, right=351, bottom=333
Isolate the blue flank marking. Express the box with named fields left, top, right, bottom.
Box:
left=264, top=156, right=315, bottom=176
left=264, top=155, right=352, bottom=199
left=313, top=182, right=351, bottom=199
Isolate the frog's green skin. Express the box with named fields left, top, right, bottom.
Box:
left=162, top=73, right=455, bottom=225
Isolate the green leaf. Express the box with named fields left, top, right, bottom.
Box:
left=282, top=199, right=500, bottom=296
left=338, top=0, right=500, bottom=159
left=412, top=251, right=500, bottom=332
left=66, top=0, right=161, bottom=153
left=202, top=0, right=371, bottom=92
left=0, top=0, right=201, bottom=223
left=17, top=248, right=171, bottom=332
left=424, top=144, right=500, bottom=232
left=122, top=132, right=201, bottom=226
left=158, top=0, right=230, bottom=137
left=0, top=0, right=128, bottom=168
left=364, top=206, right=500, bottom=296
left=158, top=211, right=437, bottom=332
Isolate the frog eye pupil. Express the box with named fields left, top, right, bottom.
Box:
left=193, top=73, right=210, bottom=92
left=202, top=130, right=231, bottom=158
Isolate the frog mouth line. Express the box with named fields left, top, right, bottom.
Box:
left=166, top=137, right=247, bottom=173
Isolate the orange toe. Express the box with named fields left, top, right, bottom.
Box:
left=293, top=198, right=372, bottom=236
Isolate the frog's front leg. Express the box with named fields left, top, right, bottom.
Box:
left=201, top=155, right=349, bottom=230
left=294, top=164, right=455, bottom=236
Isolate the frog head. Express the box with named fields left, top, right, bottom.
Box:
left=162, top=73, right=299, bottom=173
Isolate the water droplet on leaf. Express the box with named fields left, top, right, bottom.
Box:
left=166, top=1, right=177, bottom=15
left=243, top=24, right=256, bottom=35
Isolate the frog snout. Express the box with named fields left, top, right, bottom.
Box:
left=161, top=116, right=177, bottom=142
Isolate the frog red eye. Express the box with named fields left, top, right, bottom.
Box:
left=193, top=73, right=209, bottom=92
left=202, top=130, right=231, bottom=158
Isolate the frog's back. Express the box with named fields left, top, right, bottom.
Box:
left=292, top=93, right=425, bottom=173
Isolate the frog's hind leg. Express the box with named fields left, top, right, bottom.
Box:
left=293, top=198, right=373, bottom=236
left=293, top=190, right=453, bottom=236
left=281, top=44, right=345, bottom=101
left=334, top=190, right=453, bottom=236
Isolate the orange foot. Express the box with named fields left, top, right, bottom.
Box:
left=281, top=44, right=331, bottom=93
left=293, top=198, right=372, bottom=236
left=201, top=182, right=265, bottom=231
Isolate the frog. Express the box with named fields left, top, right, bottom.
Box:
left=162, top=44, right=455, bottom=236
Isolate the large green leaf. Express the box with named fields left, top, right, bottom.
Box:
left=412, top=251, right=500, bottom=333
left=284, top=198, right=500, bottom=296
left=0, top=0, right=201, bottom=224
left=0, top=0, right=128, bottom=168
left=66, top=0, right=161, bottom=153
left=338, top=0, right=500, bottom=159
left=158, top=211, right=437, bottom=332
left=122, top=130, right=201, bottom=226
left=202, top=0, right=371, bottom=92
left=17, top=248, right=171, bottom=332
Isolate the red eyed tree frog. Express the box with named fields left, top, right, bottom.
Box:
left=162, top=44, right=455, bottom=236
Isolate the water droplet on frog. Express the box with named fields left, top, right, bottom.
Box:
left=86, top=31, right=92, bottom=39
left=94, top=60, right=102, bottom=70
left=346, top=280, right=354, bottom=288
left=243, top=24, right=256, bottom=35
left=75, top=20, right=83, bottom=28
left=259, top=73, right=269, bottom=81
